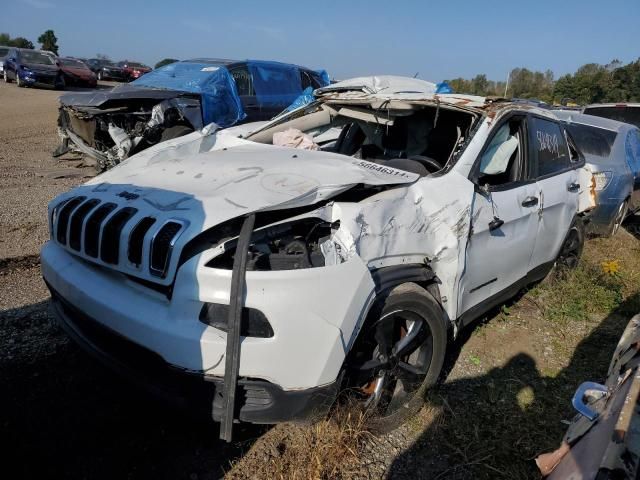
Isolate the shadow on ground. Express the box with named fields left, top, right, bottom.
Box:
left=386, top=294, right=640, bottom=479
left=1, top=300, right=264, bottom=480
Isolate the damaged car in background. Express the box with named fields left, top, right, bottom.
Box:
left=537, top=314, right=640, bottom=479
left=54, top=58, right=330, bottom=171
left=41, top=76, right=595, bottom=441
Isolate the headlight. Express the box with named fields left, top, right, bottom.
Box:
left=206, top=218, right=342, bottom=271
left=593, top=171, right=613, bottom=191
left=20, top=66, right=34, bottom=76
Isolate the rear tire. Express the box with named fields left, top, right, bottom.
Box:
left=344, top=282, right=447, bottom=433
left=3, top=70, right=10, bottom=83
left=555, top=216, right=585, bottom=271
left=610, top=200, right=628, bottom=236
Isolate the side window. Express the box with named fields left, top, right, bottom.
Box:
left=301, top=70, right=322, bottom=90
left=529, top=117, right=571, bottom=177
left=625, top=129, right=640, bottom=176
left=229, top=65, right=254, bottom=96
left=476, top=117, right=525, bottom=187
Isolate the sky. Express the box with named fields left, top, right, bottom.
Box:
left=2, top=0, right=639, bottom=82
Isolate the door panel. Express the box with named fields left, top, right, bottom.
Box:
left=460, top=114, right=538, bottom=315
left=530, top=171, right=578, bottom=267
left=527, top=116, right=580, bottom=269
left=460, top=184, right=539, bottom=314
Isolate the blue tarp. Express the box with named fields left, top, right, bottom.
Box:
left=436, top=81, right=453, bottom=94
left=131, top=62, right=246, bottom=127
left=248, top=61, right=303, bottom=107
left=284, top=86, right=315, bottom=113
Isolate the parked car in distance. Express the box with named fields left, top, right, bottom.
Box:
left=583, top=103, right=640, bottom=130
left=58, top=57, right=97, bottom=88
left=555, top=111, right=640, bottom=235
left=537, top=314, right=640, bottom=479
left=116, top=60, right=151, bottom=81
left=42, top=76, right=594, bottom=441
left=2, top=48, right=64, bottom=89
left=85, top=58, right=127, bottom=82
left=0, top=45, right=10, bottom=76
left=55, top=58, right=330, bottom=170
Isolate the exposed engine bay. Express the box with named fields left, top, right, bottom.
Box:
left=55, top=93, right=202, bottom=171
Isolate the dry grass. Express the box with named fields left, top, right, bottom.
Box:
left=226, top=404, right=372, bottom=479
left=226, top=229, right=640, bottom=479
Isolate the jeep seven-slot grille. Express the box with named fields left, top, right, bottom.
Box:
left=68, top=199, right=100, bottom=251
left=150, top=221, right=183, bottom=277
left=100, top=207, right=138, bottom=264
left=52, top=196, right=186, bottom=280
left=55, top=196, right=86, bottom=245
left=84, top=203, right=117, bottom=257
left=128, top=217, right=157, bottom=266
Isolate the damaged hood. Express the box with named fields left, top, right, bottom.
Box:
left=80, top=142, right=419, bottom=232
left=53, top=141, right=417, bottom=284
left=59, top=84, right=193, bottom=108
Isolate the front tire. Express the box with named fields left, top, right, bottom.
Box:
left=16, top=73, right=23, bottom=87
left=97, top=70, right=103, bottom=81
left=344, top=282, right=447, bottom=433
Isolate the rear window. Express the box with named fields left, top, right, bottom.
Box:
left=566, top=123, right=617, bottom=158
left=529, top=117, right=572, bottom=177
left=60, top=58, right=87, bottom=68
left=583, top=106, right=640, bottom=129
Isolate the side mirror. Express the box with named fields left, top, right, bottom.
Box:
left=474, top=182, right=491, bottom=196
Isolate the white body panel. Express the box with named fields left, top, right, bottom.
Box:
left=41, top=80, right=590, bottom=394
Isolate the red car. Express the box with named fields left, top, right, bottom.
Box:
left=116, top=60, right=151, bottom=81
left=58, top=57, right=97, bottom=88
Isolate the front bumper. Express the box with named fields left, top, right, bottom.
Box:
left=20, top=70, right=57, bottom=86
left=41, top=241, right=375, bottom=391
left=588, top=200, right=624, bottom=235
left=48, top=285, right=338, bottom=423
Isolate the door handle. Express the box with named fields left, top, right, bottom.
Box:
left=567, top=183, right=580, bottom=192
left=521, top=196, right=539, bottom=207
left=488, top=216, right=504, bottom=231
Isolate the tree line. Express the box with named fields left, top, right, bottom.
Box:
left=1, top=30, right=59, bottom=55
left=445, top=58, right=640, bottom=105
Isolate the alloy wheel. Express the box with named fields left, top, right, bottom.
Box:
left=352, top=309, right=434, bottom=417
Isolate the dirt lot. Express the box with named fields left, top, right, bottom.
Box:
left=1, top=80, right=639, bottom=479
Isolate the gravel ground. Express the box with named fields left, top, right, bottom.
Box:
left=0, top=81, right=258, bottom=480
left=0, top=81, right=96, bottom=260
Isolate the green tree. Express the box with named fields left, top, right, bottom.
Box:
left=37, top=29, right=59, bottom=55
left=155, top=58, right=179, bottom=69
left=0, top=33, right=10, bottom=45
left=9, top=37, right=34, bottom=49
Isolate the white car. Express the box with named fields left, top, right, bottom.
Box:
left=41, top=76, right=594, bottom=440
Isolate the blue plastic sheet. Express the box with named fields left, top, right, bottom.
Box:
left=131, top=62, right=245, bottom=127
left=247, top=61, right=304, bottom=107
left=284, top=86, right=315, bottom=113
left=436, top=81, right=453, bottom=94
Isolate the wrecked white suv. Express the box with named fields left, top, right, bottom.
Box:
left=41, top=76, right=593, bottom=439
